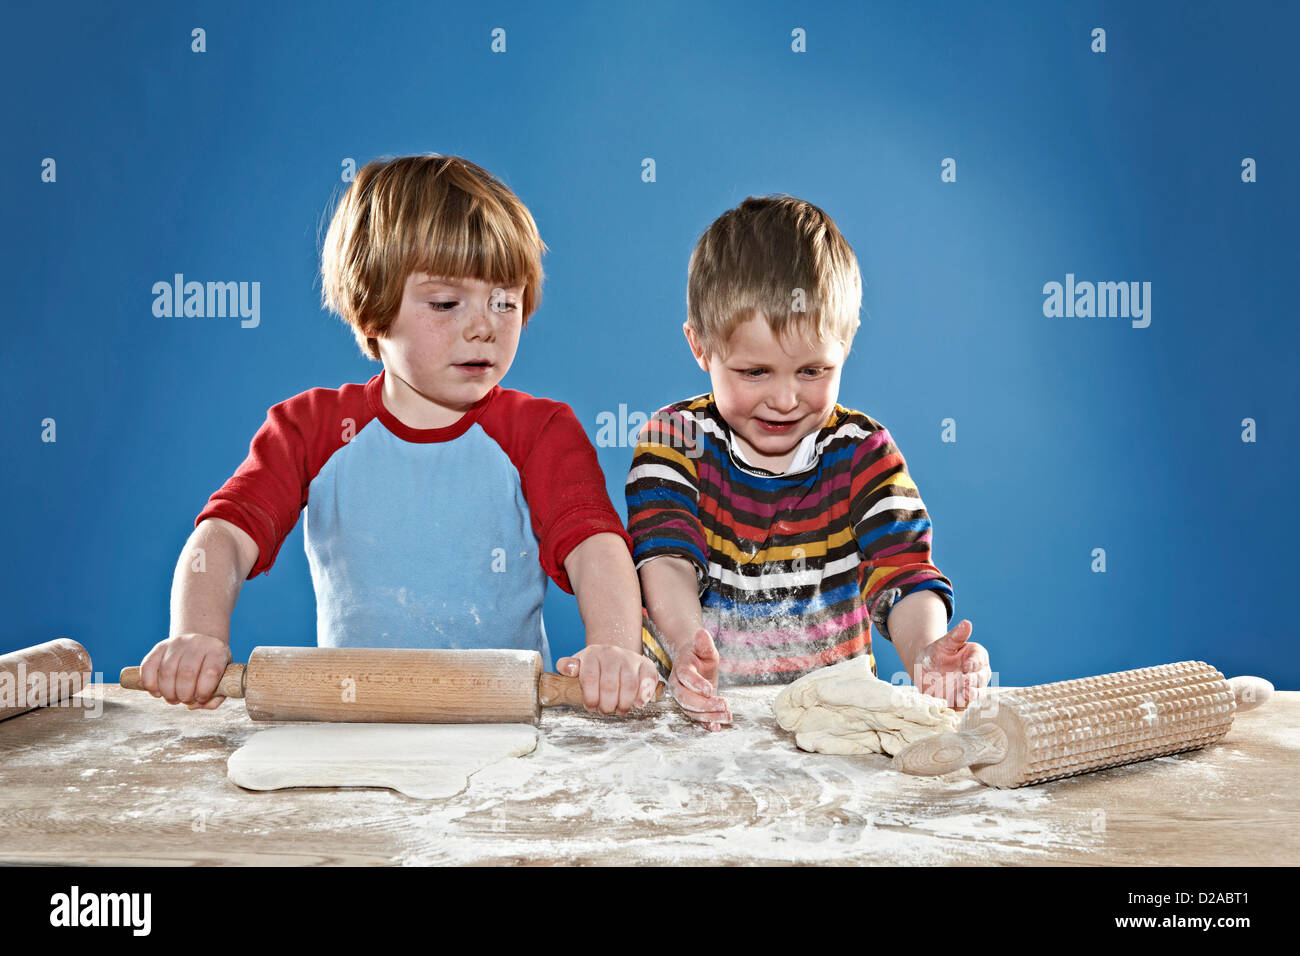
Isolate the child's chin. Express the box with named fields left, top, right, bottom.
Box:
left=742, top=434, right=804, bottom=461
left=460, top=374, right=502, bottom=394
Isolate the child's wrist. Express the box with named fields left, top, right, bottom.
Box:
left=660, top=625, right=702, bottom=665
left=584, top=624, right=644, bottom=656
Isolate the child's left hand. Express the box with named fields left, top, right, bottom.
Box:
left=555, top=645, right=661, bottom=716
left=911, top=619, right=991, bottom=711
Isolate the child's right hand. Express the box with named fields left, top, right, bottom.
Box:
left=138, top=633, right=233, bottom=709
left=668, top=628, right=731, bottom=731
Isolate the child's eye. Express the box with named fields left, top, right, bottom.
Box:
left=800, top=367, right=829, bottom=378
left=428, top=300, right=457, bottom=311
left=491, top=300, right=519, bottom=313
left=740, top=368, right=767, bottom=378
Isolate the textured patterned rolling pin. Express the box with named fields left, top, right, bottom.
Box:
left=892, top=661, right=1273, bottom=788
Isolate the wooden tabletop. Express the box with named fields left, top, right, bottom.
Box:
left=1, top=683, right=1296, bottom=865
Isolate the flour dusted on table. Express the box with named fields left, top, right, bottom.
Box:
left=773, top=655, right=959, bottom=756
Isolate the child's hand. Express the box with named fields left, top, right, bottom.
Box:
left=138, top=633, right=233, bottom=709
left=667, top=628, right=731, bottom=732
left=912, top=619, right=990, bottom=710
left=555, top=645, right=661, bottom=716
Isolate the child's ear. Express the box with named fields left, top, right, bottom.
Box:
left=682, top=322, right=711, bottom=373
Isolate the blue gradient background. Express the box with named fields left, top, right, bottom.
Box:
left=4, top=1, right=1296, bottom=689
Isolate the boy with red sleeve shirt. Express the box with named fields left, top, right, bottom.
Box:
left=139, top=155, right=659, bottom=716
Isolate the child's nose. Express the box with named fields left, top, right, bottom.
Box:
left=768, top=382, right=799, bottom=412
left=464, top=302, right=495, bottom=340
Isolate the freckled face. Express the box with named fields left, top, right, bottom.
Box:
left=377, top=273, right=524, bottom=425
left=686, top=314, right=849, bottom=472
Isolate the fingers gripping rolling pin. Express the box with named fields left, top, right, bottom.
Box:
left=120, top=646, right=663, bottom=723
left=893, top=660, right=1273, bottom=788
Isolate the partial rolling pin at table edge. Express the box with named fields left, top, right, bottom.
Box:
left=891, top=673, right=1274, bottom=778
left=0, top=638, right=94, bottom=721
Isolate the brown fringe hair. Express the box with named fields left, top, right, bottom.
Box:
left=320, top=155, right=547, bottom=361
left=687, top=195, right=862, bottom=357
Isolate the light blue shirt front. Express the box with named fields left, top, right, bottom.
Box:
left=303, top=418, right=552, bottom=671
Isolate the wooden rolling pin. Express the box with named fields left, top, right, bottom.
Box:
left=893, top=660, right=1273, bottom=788
left=120, top=646, right=663, bottom=724
left=1, top=638, right=93, bottom=722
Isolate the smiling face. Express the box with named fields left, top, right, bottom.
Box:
left=686, top=313, right=849, bottom=472
left=375, top=272, right=525, bottom=428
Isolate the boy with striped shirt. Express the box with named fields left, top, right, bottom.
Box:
left=626, top=196, right=991, bottom=730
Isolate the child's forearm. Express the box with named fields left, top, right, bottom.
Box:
left=637, top=555, right=704, bottom=663
left=169, top=519, right=255, bottom=644
left=886, top=589, right=949, bottom=677
left=563, top=533, right=644, bottom=654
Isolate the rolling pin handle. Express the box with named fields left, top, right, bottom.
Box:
left=1227, top=676, right=1273, bottom=713
left=538, top=672, right=666, bottom=711
left=892, top=724, right=1008, bottom=777
left=119, top=663, right=247, bottom=699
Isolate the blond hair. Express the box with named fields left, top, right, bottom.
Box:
left=686, top=195, right=862, bottom=357
left=320, top=154, right=547, bottom=361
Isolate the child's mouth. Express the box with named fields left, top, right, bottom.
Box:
left=453, top=360, right=494, bottom=376
left=756, top=417, right=797, bottom=433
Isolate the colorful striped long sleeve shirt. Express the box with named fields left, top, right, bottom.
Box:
left=626, top=393, right=954, bottom=686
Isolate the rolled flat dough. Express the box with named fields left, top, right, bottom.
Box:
left=773, top=656, right=959, bottom=756
left=227, top=723, right=539, bottom=799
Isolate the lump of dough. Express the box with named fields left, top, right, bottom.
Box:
left=227, top=722, right=539, bottom=799
left=773, top=656, right=958, bottom=756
